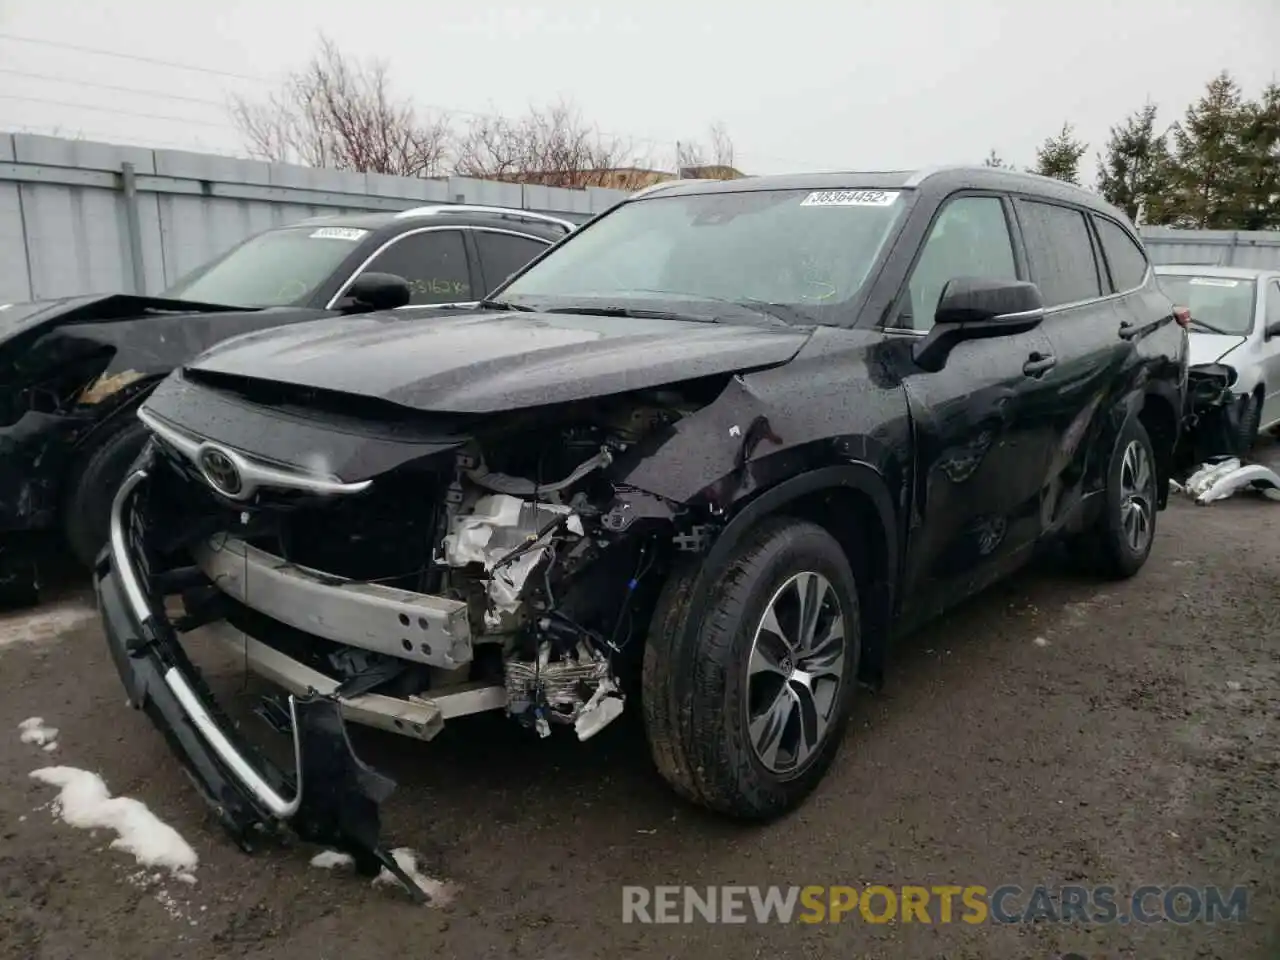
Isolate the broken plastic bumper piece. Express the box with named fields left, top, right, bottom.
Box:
left=94, top=467, right=425, bottom=900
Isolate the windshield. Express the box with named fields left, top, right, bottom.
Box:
left=497, top=188, right=908, bottom=324
left=161, top=225, right=369, bottom=307
left=1156, top=274, right=1258, bottom=335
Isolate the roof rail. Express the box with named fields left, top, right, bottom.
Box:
left=627, top=178, right=716, bottom=200
left=392, top=204, right=576, bottom=232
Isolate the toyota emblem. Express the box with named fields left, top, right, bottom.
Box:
left=198, top=447, right=242, bottom=496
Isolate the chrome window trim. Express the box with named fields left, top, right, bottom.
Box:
left=325, top=226, right=550, bottom=310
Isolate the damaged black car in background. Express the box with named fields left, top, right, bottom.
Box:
left=96, top=168, right=1186, bottom=891
left=0, top=205, right=570, bottom=605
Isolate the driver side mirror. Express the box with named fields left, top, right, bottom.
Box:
left=1266, top=322, right=1280, bottom=341
left=338, top=272, right=412, bottom=313
left=913, top=277, right=1046, bottom=372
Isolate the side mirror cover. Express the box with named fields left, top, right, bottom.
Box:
left=913, top=277, right=1045, bottom=372
left=340, top=272, right=412, bottom=312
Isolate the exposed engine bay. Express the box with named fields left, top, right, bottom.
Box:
left=145, top=384, right=722, bottom=748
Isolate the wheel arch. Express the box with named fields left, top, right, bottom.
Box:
left=1137, top=386, right=1179, bottom=509
left=695, top=464, right=899, bottom=686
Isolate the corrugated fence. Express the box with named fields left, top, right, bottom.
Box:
left=1137, top=226, right=1280, bottom=271
left=0, top=132, right=630, bottom=304
left=2, top=132, right=1278, bottom=304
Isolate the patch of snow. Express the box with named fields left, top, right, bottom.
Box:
left=29, top=766, right=198, bottom=878
left=371, top=847, right=455, bottom=905
left=0, top=600, right=97, bottom=650
left=1226, top=680, right=1243, bottom=691
left=310, top=849, right=355, bottom=870
left=1033, top=636, right=1050, bottom=647
left=42, top=741, right=57, bottom=752
left=18, top=717, right=58, bottom=747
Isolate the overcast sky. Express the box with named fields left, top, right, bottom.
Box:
left=0, top=0, right=1276, bottom=179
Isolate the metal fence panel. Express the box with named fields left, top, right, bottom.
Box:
left=1139, top=227, right=1280, bottom=270
left=0, top=133, right=631, bottom=303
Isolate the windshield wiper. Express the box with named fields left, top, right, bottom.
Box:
left=1187, top=318, right=1234, bottom=336
left=541, top=305, right=717, bottom=323
left=478, top=298, right=536, bottom=311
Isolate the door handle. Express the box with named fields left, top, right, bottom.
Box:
left=1023, top=352, right=1057, bottom=377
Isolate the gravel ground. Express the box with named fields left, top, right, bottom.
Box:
left=2, top=446, right=1278, bottom=960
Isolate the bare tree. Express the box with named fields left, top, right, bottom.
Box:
left=230, top=37, right=453, bottom=177
left=677, top=122, right=738, bottom=175
left=452, top=99, right=658, bottom=188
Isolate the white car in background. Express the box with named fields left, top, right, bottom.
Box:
left=1156, top=265, right=1280, bottom=452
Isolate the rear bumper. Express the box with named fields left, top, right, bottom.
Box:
left=95, top=463, right=422, bottom=895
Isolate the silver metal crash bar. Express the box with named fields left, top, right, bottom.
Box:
left=109, top=469, right=303, bottom=819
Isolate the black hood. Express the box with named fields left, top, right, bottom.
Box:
left=183, top=310, right=812, bottom=414
left=0, top=293, right=250, bottom=350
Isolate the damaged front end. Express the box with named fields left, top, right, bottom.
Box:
left=96, top=382, right=725, bottom=890
left=1179, top=363, right=1245, bottom=466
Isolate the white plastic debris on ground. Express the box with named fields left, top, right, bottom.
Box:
left=18, top=717, right=58, bottom=747
left=29, top=766, right=198, bottom=882
left=1180, top=458, right=1280, bottom=505
left=371, top=847, right=456, bottom=905
left=310, top=849, right=355, bottom=870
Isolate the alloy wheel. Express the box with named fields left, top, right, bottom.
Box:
left=745, top=572, right=847, bottom=778
left=1119, top=439, right=1155, bottom=554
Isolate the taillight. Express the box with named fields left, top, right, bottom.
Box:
left=1173, top=306, right=1191, bottom=328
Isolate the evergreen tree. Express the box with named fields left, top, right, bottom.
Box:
left=1034, top=123, right=1087, bottom=184
left=1165, top=71, right=1251, bottom=228
left=1096, top=103, right=1173, bottom=223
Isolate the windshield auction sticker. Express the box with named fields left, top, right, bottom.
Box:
left=801, top=189, right=900, bottom=207
left=309, top=227, right=369, bottom=241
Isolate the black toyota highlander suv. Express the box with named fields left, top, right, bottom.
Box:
left=95, top=167, right=1188, bottom=891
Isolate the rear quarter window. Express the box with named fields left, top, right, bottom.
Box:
left=1016, top=200, right=1103, bottom=308
left=1093, top=216, right=1150, bottom=292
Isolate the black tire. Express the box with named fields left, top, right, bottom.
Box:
left=1234, top=391, right=1262, bottom=456
left=62, top=415, right=151, bottom=568
left=642, top=516, right=860, bottom=820
left=1069, top=416, right=1159, bottom=580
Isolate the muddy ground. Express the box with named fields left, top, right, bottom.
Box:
left=2, top=448, right=1278, bottom=960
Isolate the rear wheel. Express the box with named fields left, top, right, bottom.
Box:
left=642, top=517, right=860, bottom=820
left=1068, top=416, right=1159, bottom=580
left=62, top=416, right=151, bottom=568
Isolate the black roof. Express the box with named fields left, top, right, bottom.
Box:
left=635, top=166, right=1133, bottom=223
left=283, top=204, right=579, bottom=238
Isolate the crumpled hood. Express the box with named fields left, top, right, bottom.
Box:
left=1189, top=332, right=1247, bottom=367
left=184, top=310, right=812, bottom=413
left=0, top=293, right=250, bottom=352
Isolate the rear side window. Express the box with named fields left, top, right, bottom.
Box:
left=1094, top=216, right=1150, bottom=292
left=475, top=231, right=549, bottom=290
left=1269, top=281, right=1280, bottom=329
left=1017, top=201, right=1103, bottom=308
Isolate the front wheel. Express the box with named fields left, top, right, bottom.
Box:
left=1233, top=392, right=1262, bottom=456
left=62, top=415, right=151, bottom=568
left=642, top=517, right=860, bottom=820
